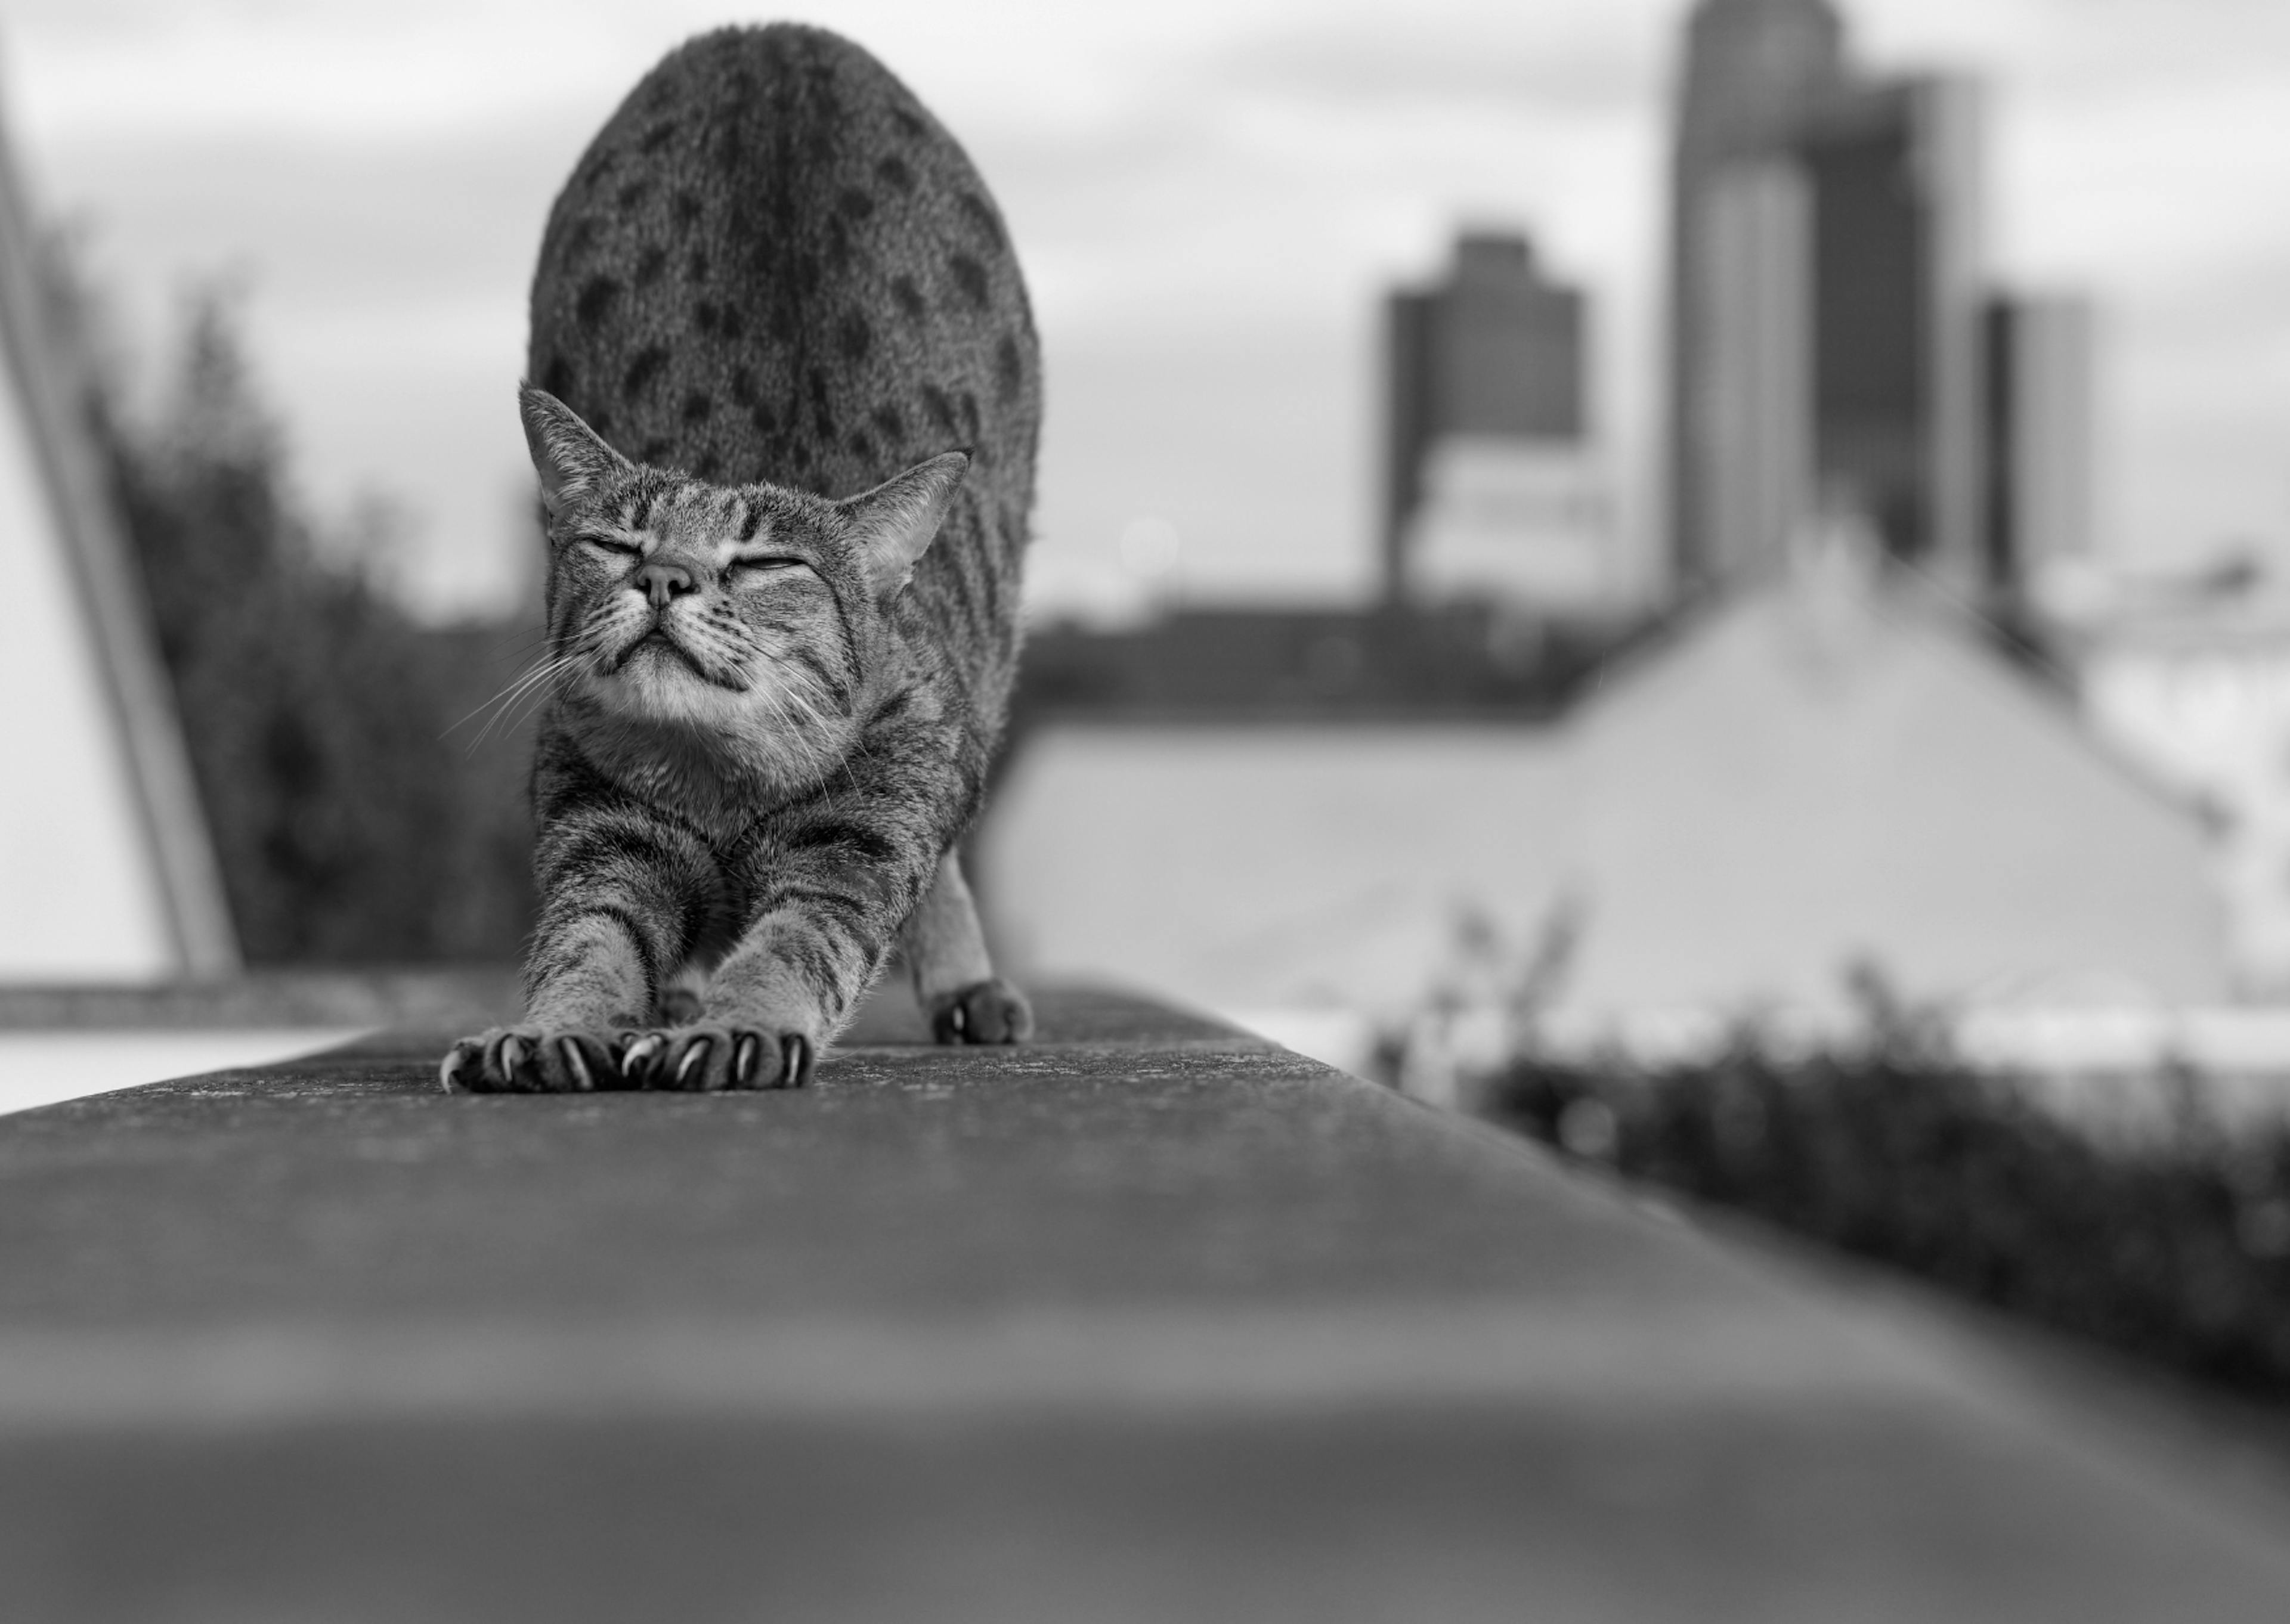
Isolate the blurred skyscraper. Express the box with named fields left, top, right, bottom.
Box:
left=1667, top=0, right=2062, bottom=605
left=1382, top=231, right=1623, bottom=616
left=1669, top=0, right=1842, bottom=595
left=1985, top=293, right=2095, bottom=597
left=1801, top=78, right=1985, bottom=581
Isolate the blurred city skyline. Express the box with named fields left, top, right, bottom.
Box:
left=4, top=0, right=2286, bottom=621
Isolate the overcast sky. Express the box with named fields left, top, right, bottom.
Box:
left=5, top=0, right=2288, bottom=621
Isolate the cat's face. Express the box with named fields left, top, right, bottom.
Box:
left=544, top=472, right=847, bottom=731
left=520, top=385, right=964, bottom=763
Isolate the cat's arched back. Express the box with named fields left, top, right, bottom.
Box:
left=528, top=23, right=1038, bottom=736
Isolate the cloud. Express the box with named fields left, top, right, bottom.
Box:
left=1855, top=0, right=2290, bottom=93
left=1214, top=4, right=1666, bottom=116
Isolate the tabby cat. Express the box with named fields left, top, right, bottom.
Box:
left=442, top=23, right=1037, bottom=1092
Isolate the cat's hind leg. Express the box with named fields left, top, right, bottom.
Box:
left=901, top=850, right=1032, bottom=1044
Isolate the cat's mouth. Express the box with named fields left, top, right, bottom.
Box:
left=611, top=625, right=747, bottom=692
left=612, top=624, right=698, bottom=671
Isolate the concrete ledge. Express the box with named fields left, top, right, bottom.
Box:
left=2, top=985, right=2287, bottom=1620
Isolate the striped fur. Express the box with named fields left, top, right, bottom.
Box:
left=444, top=24, right=1035, bottom=1093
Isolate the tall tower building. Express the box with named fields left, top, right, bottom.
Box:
left=1799, top=76, right=1985, bottom=582
left=1669, top=1, right=1989, bottom=600
left=1668, top=0, right=1846, bottom=594
left=1382, top=231, right=1616, bottom=614
left=1694, top=163, right=1812, bottom=588
left=1985, top=292, right=2094, bottom=595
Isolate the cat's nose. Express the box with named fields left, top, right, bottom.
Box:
left=635, top=559, right=697, bottom=609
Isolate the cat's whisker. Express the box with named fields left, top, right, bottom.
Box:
left=770, top=675, right=860, bottom=788
left=487, top=626, right=553, bottom=663
left=482, top=675, right=578, bottom=748
left=496, top=649, right=583, bottom=709
left=450, top=655, right=569, bottom=739
left=453, top=649, right=588, bottom=750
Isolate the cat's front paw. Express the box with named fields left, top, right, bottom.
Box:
left=440, top=1027, right=618, bottom=1093
left=617, top=1024, right=816, bottom=1091
left=927, top=978, right=1033, bottom=1045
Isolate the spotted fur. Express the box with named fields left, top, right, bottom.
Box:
left=443, top=24, right=1036, bottom=1093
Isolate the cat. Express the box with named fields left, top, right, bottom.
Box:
left=442, top=23, right=1037, bottom=1092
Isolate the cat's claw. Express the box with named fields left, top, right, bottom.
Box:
left=558, top=1039, right=597, bottom=1092
left=617, top=1024, right=815, bottom=1090
left=441, top=1027, right=618, bottom=1093
left=620, top=1033, right=666, bottom=1078
left=927, top=978, right=1033, bottom=1046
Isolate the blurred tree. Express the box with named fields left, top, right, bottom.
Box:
left=85, top=287, right=536, bottom=962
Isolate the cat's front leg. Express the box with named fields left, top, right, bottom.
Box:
left=444, top=824, right=701, bottom=1091
left=441, top=901, right=652, bottom=1092
left=620, top=814, right=930, bottom=1089
left=618, top=913, right=846, bottom=1089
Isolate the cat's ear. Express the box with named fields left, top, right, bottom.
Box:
left=519, top=383, right=630, bottom=519
left=839, top=451, right=969, bottom=597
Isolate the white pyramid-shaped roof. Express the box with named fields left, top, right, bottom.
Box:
left=1559, top=550, right=2226, bottom=1010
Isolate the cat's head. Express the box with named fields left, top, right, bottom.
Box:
left=519, top=384, right=964, bottom=764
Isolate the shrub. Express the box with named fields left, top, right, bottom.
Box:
left=1480, top=991, right=2290, bottom=1400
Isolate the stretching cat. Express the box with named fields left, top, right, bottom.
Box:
left=443, top=23, right=1036, bottom=1092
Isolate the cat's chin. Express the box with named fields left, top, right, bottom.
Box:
left=595, top=652, right=750, bottom=725
left=588, top=671, right=846, bottom=774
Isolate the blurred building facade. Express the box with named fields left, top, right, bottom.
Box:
left=1667, top=0, right=2087, bottom=609
left=1985, top=293, right=2096, bottom=603
left=1014, top=603, right=1641, bottom=730
left=0, top=95, right=236, bottom=981
left=1801, top=76, right=1983, bottom=580
left=985, top=546, right=2226, bottom=1025
left=2062, top=568, right=2290, bottom=995
left=1670, top=0, right=1842, bottom=593
left=1381, top=232, right=1623, bottom=617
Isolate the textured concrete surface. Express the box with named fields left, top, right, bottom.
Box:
left=2, top=984, right=2288, bottom=1622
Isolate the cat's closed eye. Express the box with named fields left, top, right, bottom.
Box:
left=727, top=556, right=808, bottom=581
left=579, top=533, right=643, bottom=558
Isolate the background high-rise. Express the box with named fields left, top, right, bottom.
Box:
left=1669, top=0, right=2019, bottom=603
